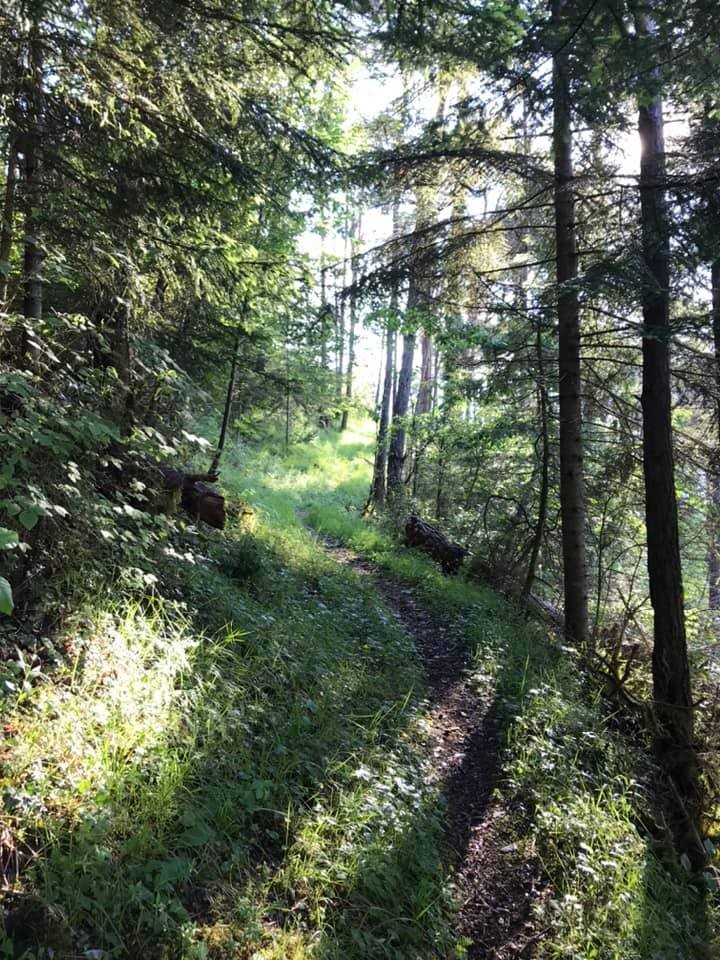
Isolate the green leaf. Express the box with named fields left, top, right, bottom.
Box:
left=0, top=528, right=18, bottom=550
left=18, top=509, right=40, bottom=531
left=0, top=578, right=13, bottom=616
left=179, top=820, right=213, bottom=848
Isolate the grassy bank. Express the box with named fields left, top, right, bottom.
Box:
left=0, top=421, right=715, bottom=958
left=0, top=426, right=455, bottom=958
left=273, top=423, right=714, bottom=960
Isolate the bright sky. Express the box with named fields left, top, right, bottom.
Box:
left=299, top=63, right=693, bottom=401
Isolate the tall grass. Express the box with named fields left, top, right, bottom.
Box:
left=278, top=421, right=716, bottom=960
left=0, top=422, right=458, bottom=958
left=0, top=420, right=715, bottom=958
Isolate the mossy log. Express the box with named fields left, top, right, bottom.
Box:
left=404, top=514, right=468, bottom=574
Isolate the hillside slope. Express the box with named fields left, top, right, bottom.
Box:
left=0, top=425, right=712, bottom=958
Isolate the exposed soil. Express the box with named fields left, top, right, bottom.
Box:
left=318, top=537, right=544, bottom=959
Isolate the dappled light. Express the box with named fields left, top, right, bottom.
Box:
left=2, top=1, right=719, bottom=956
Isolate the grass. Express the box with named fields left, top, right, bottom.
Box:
left=0, top=418, right=715, bottom=958
left=0, top=422, right=457, bottom=959
left=272, top=421, right=716, bottom=960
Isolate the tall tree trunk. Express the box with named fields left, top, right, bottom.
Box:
left=335, top=287, right=344, bottom=406
left=370, top=198, right=401, bottom=509
left=635, top=11, right=700, bottom=858
left=371, top=326, right=395, bottom=509
left=0, top=49, right=21, bottom=311
left=373, top=330, right=385, bottom=414
left=387, top=307, right=416, bottom=499
left=525, top=315, right=550, bottom=596
left=710, top=258, right=720, bottom=611
left=319, top=246, right=328, bottom=370
left=0, top=139, right=18, bottom=313
left=340, top=215, right=360, bottom=432
left=415, top=331, right=434, bottom=416
left=335, top=227, right=348, bottom=413
left=21, top=21, right=43, bottom=333
left=210, top=303, right=247, bottom=476
left=392, top=330, right=399, bottom=409
left=552, top=0, right=589, bottom=648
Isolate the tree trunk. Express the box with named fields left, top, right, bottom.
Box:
left=387, top=317, right=416, bottom=498
left=635, top=10, right=700, bottom=858
left=0, top=43, right=25, bottom=310
left=335, top=226, right=348, bottom=417
left=552, top=0, right=589, bottom=649
left=710, top=258, right=720, bottom=611
left=335, top=287, right=344, bottom=407
left=371, top=327, right=395, bottom=508
left=0, top=140, right=18, bottom=314
left=21, top=21, right=43, bottom=332
left=340, top=215, right=360, bottom=432
left=210, top=305, right=246, bottom=476
left=374, top=330, right=385, bottom=414
left=415, top=331, right=434, bottom=416
left=319, top=248, right=328, bottom=370
left=525, top=315, right=550, bottom=596
left=390, top=331, right=398, bottom=408
left=0, top=48, right=21, bottom=311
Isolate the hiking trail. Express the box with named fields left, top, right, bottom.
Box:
left=315, top=534, right=543, bottom=958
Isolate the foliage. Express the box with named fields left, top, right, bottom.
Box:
left=0, top=428, right=459, bottom=958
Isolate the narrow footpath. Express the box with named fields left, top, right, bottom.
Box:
left=316, top=535, right=543, bottom=958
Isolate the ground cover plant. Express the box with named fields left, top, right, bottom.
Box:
left=0, top=427, right=458, bottom=958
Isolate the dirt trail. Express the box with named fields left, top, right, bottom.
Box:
left=319, top=537, right=542, bottom=959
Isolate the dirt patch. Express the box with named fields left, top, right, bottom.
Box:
left=318, top=537, right=543, bottom=958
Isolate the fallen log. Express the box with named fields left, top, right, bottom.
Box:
left=159, top=467, right=226, bottom=529
left=404, top=514, right=468, bottom=574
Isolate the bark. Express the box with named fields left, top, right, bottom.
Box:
left=335, top=232, right=347, bottom=419
left=710, top=258, right=720, bottom=610
left=552, top=0, right=589, bottom=648
left=340, top=215, right=360, bottom=432
left=210, top=306, right=246, bottom=476
left=335, top=286, right=344, bottom=404
left=319, top=246, right=328, bottom=369
left=0, top=49, right=21, bottom=310
left=370, top=327, right=395, bottom=508
left=0, top=139, right=18, bottom=312
left=387, top=314, right=416, bottom=498
left=373, top=330, right=385, bottom=414
left=415, top=331, right=434, bottom=416
left=635, top=11, right=700, bottom=856
left=21, top=22, right=43, bottom=330
left=524, top=316, right=550, bottom=596
left=284, top=340, right=291, bottom=450
left=392, top=331, right=399, bottom=410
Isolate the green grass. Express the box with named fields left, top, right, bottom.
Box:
left=0, top=422, right=458, bottom=959
left=269, top=421, right=716, bottom=960
left=0, top=419, right=715, bottom=959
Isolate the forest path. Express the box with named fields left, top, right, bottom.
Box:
left=314, top=534, right=541, bottom=959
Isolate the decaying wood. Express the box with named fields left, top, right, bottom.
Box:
left=159, top=467, right=225, bottom=529
left=404, top=514, right=468, bottom=574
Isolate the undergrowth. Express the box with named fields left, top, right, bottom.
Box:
left=281, top=422, right=717, bottom=960
left=0, top=420, right=716, bottom=958
left=0, top=423, right=456, bottom=958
